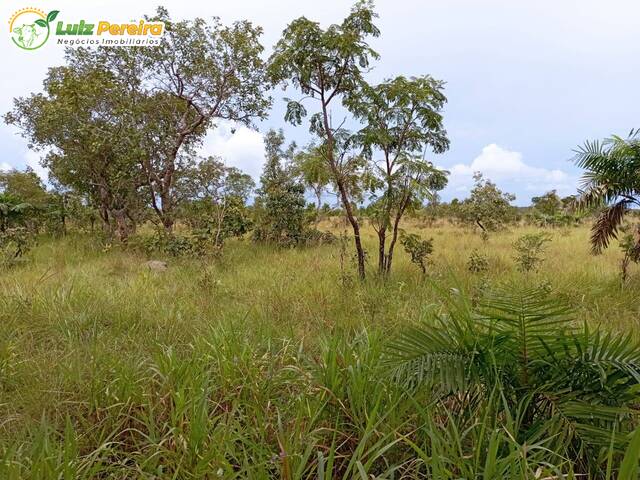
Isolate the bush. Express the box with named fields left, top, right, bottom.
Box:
left=400, top=233, right=434, bottom=275
left=513, top=232, right=551, bottom=272
left=300, top=228, right=337, bottom=246
left=128, top=230, right=221, bottom=258
left=467, top=249, right=489, bottom=273
left=386, top=285, right=640, bottom=475
left=0, top=227, right=34, bottom=268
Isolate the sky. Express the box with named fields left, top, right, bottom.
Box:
left=1, top=0, right=639, bottom=205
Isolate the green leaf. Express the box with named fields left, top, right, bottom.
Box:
left=35, top=19, right=47, bottom=28
left=619, top=427, right=640, bottom=480
left=47, top=10, right=60, bottom=23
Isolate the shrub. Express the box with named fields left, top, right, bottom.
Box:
left=618, top=223, right=640, bottom=284
left=129, top=230, right=221, bottom=258
left=0, top=227, right=34, bottom=268
left=513, top=232, right=551, bottom=272
left=386, top=285, right=640, bottom=475
left=456, top=172, right=516, bottom=234
left=467, top=249, right=489, bottom=273
left=400, top=233, right=434, bottom=275
left=300, top=228, right=337, bottom=246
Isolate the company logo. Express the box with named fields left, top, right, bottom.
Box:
left=9, top=8, right=59, bottom=50
left=9, top=8, right=164, bottom=50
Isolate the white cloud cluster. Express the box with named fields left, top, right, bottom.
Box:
left=199, top=122, right=265, bottom=179
left=0, top=162, right=12, bottom=172
left=445, top=144, right=577, bottom=200
left=24, top=150, right=49, bottom=181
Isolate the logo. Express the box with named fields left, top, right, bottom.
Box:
left=9, top=8, right=59, bottom=50
left=9, top=8, right=164, bottom=50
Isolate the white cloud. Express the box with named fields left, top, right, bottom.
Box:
left=446, top=144, right=577, bottom=200
left=199, top=122, right=265, bottom=180
left=24, top=150, right=49, bottom=182
left=0, top=162, right=12, bottom=172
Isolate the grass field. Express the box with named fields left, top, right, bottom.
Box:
left=1, top=222, right=639, bottom=478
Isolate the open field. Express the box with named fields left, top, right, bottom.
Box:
left=1, top=222, right=639, bottom=478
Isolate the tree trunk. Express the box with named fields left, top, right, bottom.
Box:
left=377, top=227, right=387, bottom=275
left=319, top=93, right=365, bottom=280
left=385, top=207, right=404, bottom=275
left=336, top=181, right=366, bottom=280
left=112, top=208, right=130, bottom=243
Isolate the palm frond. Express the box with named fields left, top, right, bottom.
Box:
left=384, top=287, right=480, bottom=393
left=478, top=286, right=573, bottom=382
left=590, top=200, right=630, bottom=254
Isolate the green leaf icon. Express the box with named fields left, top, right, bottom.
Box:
left=35, top=19, right=47, bottom=28
left=47, top=10, right=60, bottom=23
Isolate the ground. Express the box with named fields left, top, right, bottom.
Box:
left=0, top=221, right=638, bottom=477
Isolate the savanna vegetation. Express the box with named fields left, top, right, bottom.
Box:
left=2, top=2, right=640, bottom=478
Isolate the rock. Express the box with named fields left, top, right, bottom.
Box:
left=145, top=260, right=167, bottom=272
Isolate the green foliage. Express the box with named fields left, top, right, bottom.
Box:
left=129, top=230, right=221, bottom=258
left=253, top=129, right=310, bottom=247
left=1, top=230, right=640, bottom=476
left=512, top=232, right=551, bottom=272
left=575, top=129, right=640, bottom=255
left=399, top=232, right=433, bottom=275
left=0, top=227, right=34, bottom=268
left=618, top=223, right=640, bottom=284
left=467, top=248, right=489, bottom=273
left=347, top=75, right=450, bottom=274
left=528, top=190, right=582, bottom=227
left=6, top=7, right=271, bottom=236
left=456, top=172, right=516, bottom=233
left=269, top=1, right=381, bottom=279
left=0, top=192, right=32, bottom=233
left=386, top=286, right=640, bottom=475
left=178, top=157, right=254, bottom=247
left=293, top=144, right=332, bottom=211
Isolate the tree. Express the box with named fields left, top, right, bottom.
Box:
left=268, top=1, right=380, bottom=279
left=458, top=172, right=516, bottom=234
left=293, top=144, right=332, bottom=214
left=0, top=168, right=49, bottom=210
left=7, top=8, right=271, bottom=237
left=0, top=168, right=51, bottom=232
left=5, top=53, right=143, bottom=241
left=253, top=129, right=308, bottom=246
left=531, top=190, right=562, bottom=217
left=512, top=232, right=551, bottom=273
left=125, top=8, right=271, bottom=232
left=178, top=157, right=254, bottom=246
left=574, top=129, right=640, bottom=255
left=348, top=76, right=450, bottom=275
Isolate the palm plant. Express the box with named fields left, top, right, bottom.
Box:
left=386, top=285, right=640, bottom=475
left=574, top=129, right=640, bottom=254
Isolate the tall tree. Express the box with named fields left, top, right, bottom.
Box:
left=253, top=129, right=308, bottom=246
left=5, top=56, right=143, bottom=241
left=347, top=76, right=450, bottom=275
left=268, top=1, right=380, bottom=279
left=574, top=129, right=640, bottom=255
left=122, top=8, right=271, bottom=232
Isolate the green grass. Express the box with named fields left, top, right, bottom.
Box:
left=1, top=222, right=639, bottom=478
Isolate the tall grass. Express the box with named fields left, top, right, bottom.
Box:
left=1, top=223, right=639, bottom=477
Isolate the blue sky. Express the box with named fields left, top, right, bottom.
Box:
left=2, top=0, right=639, bottom=205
